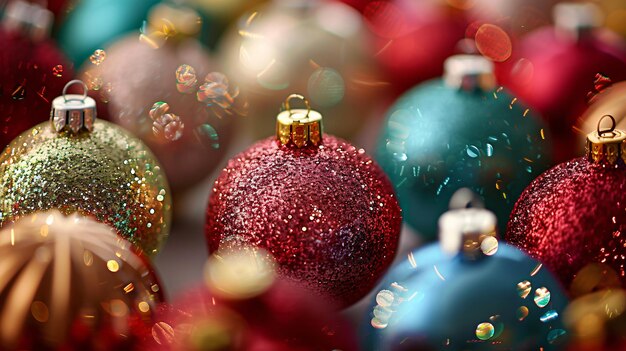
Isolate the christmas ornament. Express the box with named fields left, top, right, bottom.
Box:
left=376, top=55, right=551, bottom=240
left=499, top=3, right=626, bottom=163
left=82, top=4, right=238, bottom=191
left=55, top=0, right=160, bottom=65
left=218, top=0, right=387, bottom=141
left=0, top=210, right=165, bottom=350
left=577, top=78, right=626, bottom=153
left=0, top=0, right=74, bottom=151
left=205, top=94, right=402, bottom=308
left=507, top=115, right=626, bottom=291
left=0, top=80, right=171, bottom=256
left=346, top=0, right=467, bottom=94
left=142, top=249, right=359, bottom=351
left=364, top=204, right=569, bottom=350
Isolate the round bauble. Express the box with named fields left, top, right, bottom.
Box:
left=55, top=0, right=160, bottom=65
left=499, top=3, right=626, bottom=163
left=0, top=84, right=171, bottom=256
left=217, top=0, right=387, bottom=141
left=376, top=55, right=551, bottom=240
left=364, top=207, right=569, bottom=350
left=83, top=16, right=237, bottom=191
left=142, top=249, right=358, bottom=351
left=0, top=210, right=165, bottom=350
left=205, top=96, right=402, bottom=308
left=0, top=2, right=74, bottom=150
left=507, top=119, right=626, bottom=290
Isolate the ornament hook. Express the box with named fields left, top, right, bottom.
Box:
left=284, top=94, right=311, bottom=118
left=597, top=114, right=617, bottom=138
left=62, top=80, right=88, bottom=103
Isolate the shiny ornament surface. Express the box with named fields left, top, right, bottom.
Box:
left=0, top=29, right=74, bottom=150
left=364, top=242, right=569, bottom=350
left=500, top=25, right=626, bottom=163
left=205, top=135, right=402, bottom=308
left=85, top=36, right=235, bottom=191
left=0, top=119, right=171, bottom=256
left=0, top=210, right=165, bottom=350
left=507, top=157, right=626, bottom=290
left=56, top=0, right=160, bottom=65
left=577, top=80, right=626, bottom=152
left=218, top=0, right=387, bottom=141
left=376, top=79, right=551, bottom=239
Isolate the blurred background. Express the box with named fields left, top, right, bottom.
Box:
left=3, top=0, right=626, bottom=346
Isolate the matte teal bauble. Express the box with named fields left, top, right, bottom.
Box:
left=362, top=206, right=569, bottom=350
left=55, top=0, right=159, bottom=65
left=376, top=55, right=551, bottom=239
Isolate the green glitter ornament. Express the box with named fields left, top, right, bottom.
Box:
left=376, top=55, right=552, bottom=239
left=0, top=80, right=172, bottom=256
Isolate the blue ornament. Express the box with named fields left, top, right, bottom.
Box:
left=362, top=207, right=569, bottom=351
left=375, top=55, right=551, bottom=239
left=55, top=0, right=159, bottom=65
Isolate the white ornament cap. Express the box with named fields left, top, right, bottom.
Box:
left=444, top=55, right=496, bottom=92
left=439, top=206, right=497, bottom=258
left=554, top=3, right=602, bottom=40
left=50, top=80, right=97, bottom=134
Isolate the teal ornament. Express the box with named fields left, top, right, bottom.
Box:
left=55, top=0, right=159, bottom=65
left=362, top=206, right=569, bottom=350
left=376, top=55, right=551, bottom=239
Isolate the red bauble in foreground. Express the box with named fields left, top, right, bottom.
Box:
left=205, top=96, right=402, bottom=308
left=143, top=250, right=358, bottom=351
left=507, top=119, right=626, bottom=291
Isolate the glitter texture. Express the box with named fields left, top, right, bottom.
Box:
left=507, top=157, right=626, bottom=290
left=0, top=120, right=172, bottom=256
left=0, top=211, right=164, bottom=350
left=205, top=135, right=402, bottom=308
left=376, top=80, right=551, bottom=239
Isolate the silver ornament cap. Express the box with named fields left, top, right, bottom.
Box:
left=50, top=80, right=97, bottom=133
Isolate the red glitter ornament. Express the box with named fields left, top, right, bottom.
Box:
left=205, top=95, right=402, bottom=308
left=0, top=2, right=73, bottom=150
left=507, top=116, right=626, bottom=291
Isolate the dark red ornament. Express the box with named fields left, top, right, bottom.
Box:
left=498, top=3, right=626, bottom=163
left=205, top=95, right=402, bottom=308
left=141, top=250, right=359, bottom=351
left=507, top=117, right=626, bottom=291
left=0, top=15, right=74, bottom=150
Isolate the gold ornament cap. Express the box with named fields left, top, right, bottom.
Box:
left=444, top=55, right=496, bottom=92
left=276, top=94, right=323, bottom=148
left=439, top=193, right=498, bottom=260
left=586, top=115, right=626, bottom=165
left=50, top=80, right=97, bottom=133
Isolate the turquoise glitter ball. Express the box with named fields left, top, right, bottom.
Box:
left=375, top=56, right=552, bottom=239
